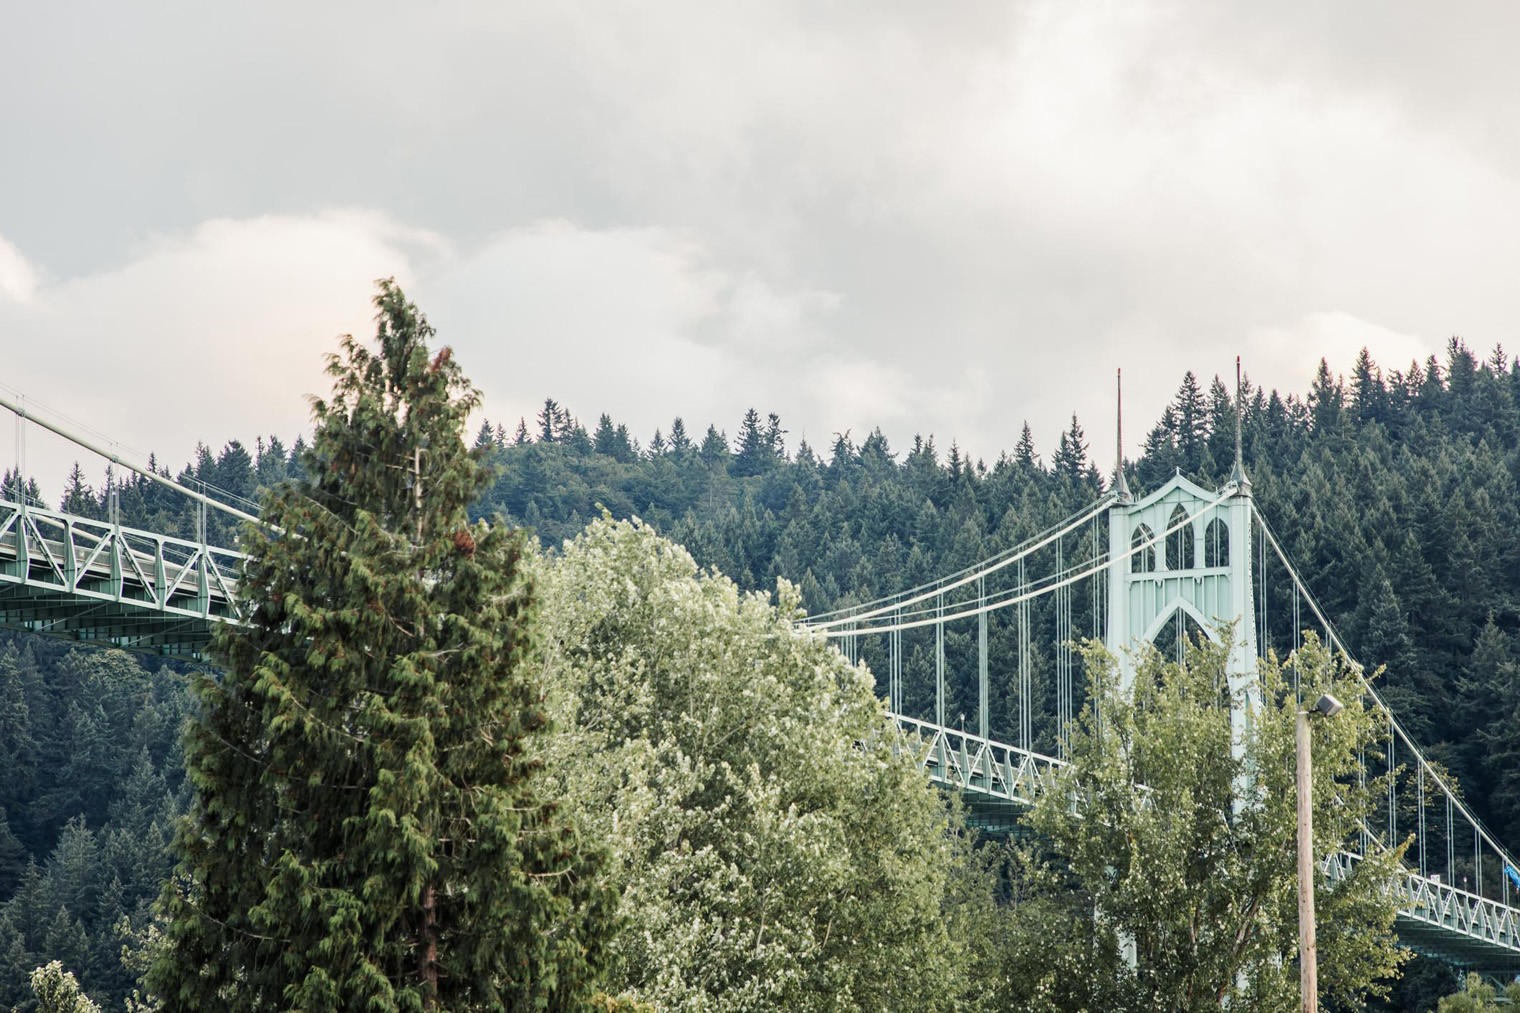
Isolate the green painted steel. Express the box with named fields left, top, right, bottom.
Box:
left=896, top=711, right=1520, bottom=975
left=0, top=495, right=244, bottom=657
left=7, top=480, right=1520, bottom=973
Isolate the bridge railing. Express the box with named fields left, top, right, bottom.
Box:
left=891, top=712, right=1066, bottom=807
left=1325, top=851, right=1520, bottom=968
left=894, top=710, right=1520, bottom=968
left=0, top=495, right=246, bottom=622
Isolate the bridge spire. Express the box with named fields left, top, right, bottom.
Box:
left=1113, top=368, right=1131, bottom=503
left=1231, top=356, right=1251, bottom=493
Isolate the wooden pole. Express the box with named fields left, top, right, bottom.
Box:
left=1297, top=708, right=1318, bottom=1013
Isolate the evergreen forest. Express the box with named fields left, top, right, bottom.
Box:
left=3, top=337, right=1520, bottom=1009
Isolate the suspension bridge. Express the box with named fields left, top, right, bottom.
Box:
left=3, top=386, right=1520, bottom=977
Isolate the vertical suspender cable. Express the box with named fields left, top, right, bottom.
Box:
left=1359, top=744, right=1368, bottom=854
left=1418, top=765, right=1427, bottom=876
left=1476, top=828, right=1483, bottom=898
left=15, top=402, right=23, bottom=507
left=1447, top=793, right=1455, bottom=887
left=1056, top=538, right=1070, bottom=757
left=1388, top=716, right=1397, bottom=847
left=1259, top=513, right=1268, bottom=658
left=978, top=575, right=988, bottom=740
left=1292, top=584, right=1302, bottom=699
left=935, top=592, right=945, bottom=729
left=1019, top=558, right=1031, bottom=753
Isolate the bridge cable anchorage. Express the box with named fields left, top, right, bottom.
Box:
left=804, top=495, right=1117, bottom=627
left=806, top=487, right=1234, bottom=637
left=1252, top=500, right=1520, bottom=885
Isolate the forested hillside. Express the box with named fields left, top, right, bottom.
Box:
left=477, top=341, right=1520, bottom=849
left=3, top=338, right=1519, bottom=1007
left=0, top=641, right=185, bottom=1009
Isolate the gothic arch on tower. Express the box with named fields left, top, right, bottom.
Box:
left=1105, top=470, right=1259, bottom=749
left=1204, top=516, right=1230, bottom=568
left=1165, top=503, right=1194, bottom=571
left=1141, top=598, right=1217, bottom=646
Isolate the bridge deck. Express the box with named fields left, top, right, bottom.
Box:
left=5, top=490, right=1519, bottom=972
left=0, top=498, right=242, bottom=657
left=895, top=714, right=1520, bottom=975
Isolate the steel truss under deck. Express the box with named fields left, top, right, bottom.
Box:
left=0, top=496, right=244, bottom=657
left=5, top=471, right=1520, bottom=972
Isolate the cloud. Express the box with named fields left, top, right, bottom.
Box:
left=0, top=236, right=39, bottom=305
left=2, top=212, right=432, bottom=493
left=1247, top=312, right=1432, bottom=387
left=4, top=0, right=1519, bottom=484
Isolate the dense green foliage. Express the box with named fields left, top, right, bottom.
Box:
left=149, top=283, right=616, bottom=1010
left=476, top=340, right=1520, bottom=850
left=3, top=338, right=1518, bottom=1008
left=1435, top=972, right=1520, bottom=1011
left=538, top=517, right=975, bottom=1009
left=24, top=962, right=101, bottom=1013
left=1024, top=636, right=1405, bottom=1010
left=0, top=639, right=185, bottom=1011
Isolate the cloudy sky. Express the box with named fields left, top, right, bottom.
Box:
left=5, top=1, right=1517, bottom=492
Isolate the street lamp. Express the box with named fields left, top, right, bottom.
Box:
left=1298, top=692, right=1343, bottom=1013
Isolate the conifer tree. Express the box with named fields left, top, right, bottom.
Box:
left=592, top=413, right=619, bottom=456
left=668, top=417, right=692, bottom=454
left=732, top=407, right=769, bottom=476
left=59, top=464, right=97, bottom=519
left=474, top=419, right=497, bottom=450
left=1172, top=370, right=1207, bottom=471
left=152, top=280, right=614, bottom=1010
left=1013, top=422, right=1039, bottom=470
left=537, top=398, right=564, bottom=443
left=1052, top=414, right=1089, bottom=484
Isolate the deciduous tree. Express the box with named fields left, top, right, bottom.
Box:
left=1025, top=634, right=1406, bottom=1010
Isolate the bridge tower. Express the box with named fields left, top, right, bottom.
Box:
left=1104, top=368, right=1259, bottom=754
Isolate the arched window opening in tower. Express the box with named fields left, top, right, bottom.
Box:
left=1152, top=607, right=1210, bottom=668
left=1165, top=505, right=1194, bottom=570
left=1204, top=517, right=1229, bottom=568
left=1131, top=524, right=1156, bottom=573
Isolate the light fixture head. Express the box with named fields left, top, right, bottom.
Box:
left=1313, top=693, right=1344, bottom=719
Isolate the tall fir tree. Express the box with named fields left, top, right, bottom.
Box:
left=152, top=280, right=614, bottom=1010
left=732, top=408, right=770, bottom=477
left=59, top=463, right=98, bottom=519
left=1013, top=422, right=1039, bottom=470
left=1052, top=414, right=1090, bottom=485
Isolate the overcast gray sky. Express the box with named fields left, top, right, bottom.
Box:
left=5, top=1, right=1517, bottom=492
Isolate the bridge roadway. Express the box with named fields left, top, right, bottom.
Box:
left=3, top=490, right=1519, bottom=974
left=0, top=496, right=244, bottom=658
left=897, top=714, right=1520, bottom=975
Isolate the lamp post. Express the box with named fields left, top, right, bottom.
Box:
left=1297, top=692, right=1344, bottom=1013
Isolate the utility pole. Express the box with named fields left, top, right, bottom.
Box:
left=1297, top=692, right=1344, bottom=1013
left=1296, top=707, right=1317, bottom=1013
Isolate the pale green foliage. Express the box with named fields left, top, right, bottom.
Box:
left=539, top=516, right=973, bottom=1010
left=26, top=961, right=101, bottom=1013
left=1437, top=971, right=1520, bottom=1011
left=1026, top=633, right=1407, bottom=1011
left=115, top=916, right=162, bottom=1013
